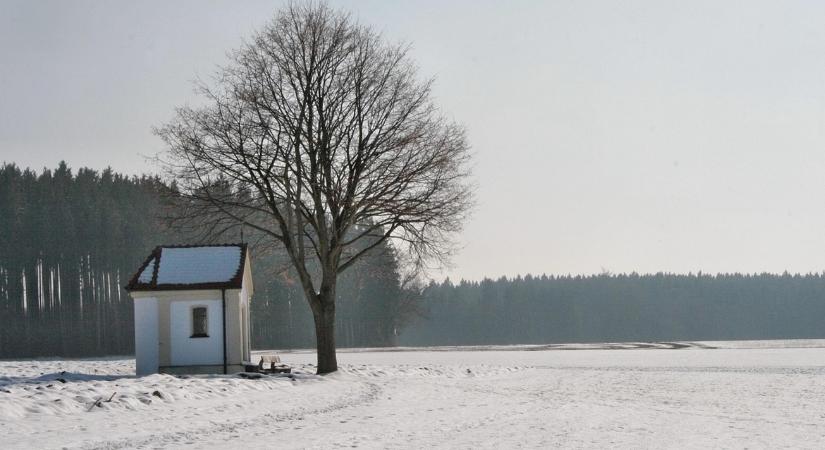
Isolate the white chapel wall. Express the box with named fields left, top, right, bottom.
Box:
left=169, top=298, right=224, bottom=366
left=134, top=297, right=159, bottom=376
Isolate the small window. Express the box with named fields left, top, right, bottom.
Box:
left=191, top=307, right=208, bottom=338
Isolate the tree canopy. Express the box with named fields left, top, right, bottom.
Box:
left=157, top=3, right=473, bottom=373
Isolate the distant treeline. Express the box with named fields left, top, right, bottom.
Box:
left=0, top=162, right=169, bottom=358
left=5, top=163, right=825, bottom=358
left=400, top=273, right=825, bottom=346
left=0, top=163, right=416, bottom=358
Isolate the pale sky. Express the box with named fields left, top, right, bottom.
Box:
left=3, top=0, right=825, bottom=280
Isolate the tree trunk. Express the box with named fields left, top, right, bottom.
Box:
left=313, top=300, right=338, bottom=374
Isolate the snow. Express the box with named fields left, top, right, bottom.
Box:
left=136, top=257, right=155, bottom=283
left=155, top=246, right=242, bottom=285
left=3, top=340, right=825, bottom=449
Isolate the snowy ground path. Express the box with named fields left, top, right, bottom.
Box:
left=3, top=340, right=825, bottom=449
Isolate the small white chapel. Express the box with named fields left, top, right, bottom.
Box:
left=125, top=244, right=253, bottom=376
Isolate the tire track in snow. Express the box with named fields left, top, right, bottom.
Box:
left=81, top=378, right=382, bottom=450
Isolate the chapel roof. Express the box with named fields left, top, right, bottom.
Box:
left=125, top=244, right=248, bottom=291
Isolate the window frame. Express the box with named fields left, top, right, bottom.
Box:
left=190, top=305, right=209, bottom=338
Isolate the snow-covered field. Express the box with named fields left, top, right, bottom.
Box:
left=3, top=340, right=825, bottom=449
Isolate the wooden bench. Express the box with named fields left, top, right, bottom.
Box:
left=258, top=355, right=291, bottom=374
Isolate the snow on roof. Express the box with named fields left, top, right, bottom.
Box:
left=126, top=244, right=248, bottom=291
left=137, top=258, right=156, bottom=283
left=157, top=246, right=242, bottom=285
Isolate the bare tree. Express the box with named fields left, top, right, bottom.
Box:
left=156, top=2, right=473, bottom=374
